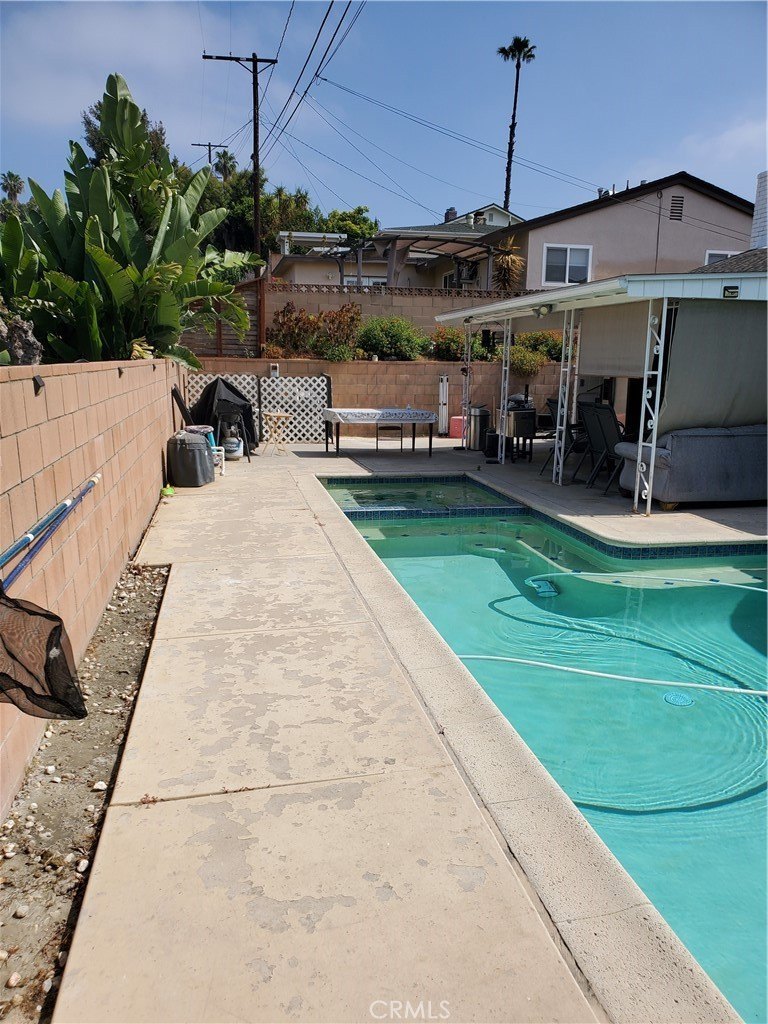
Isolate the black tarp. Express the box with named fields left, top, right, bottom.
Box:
left=0, top=585, right=87, bottom=719
left=189, top=377, right=259, bottom=448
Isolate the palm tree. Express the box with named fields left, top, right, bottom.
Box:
left=1, top=171, right=24, bottom=206
left=213, top=149, right=237, bottom=182
left=497, top=36, right=536, bottom=211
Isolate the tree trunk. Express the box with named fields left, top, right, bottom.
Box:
left=503, top=61, right=522, bottom=211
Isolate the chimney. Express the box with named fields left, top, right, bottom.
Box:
left=467, top=212, right=475, bottom=227
left=444, top=206, right=457, bottom=222
left=750, top=171, right=767, bottom=249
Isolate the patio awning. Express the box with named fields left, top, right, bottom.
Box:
left=434, top=272, right=768, bottom=324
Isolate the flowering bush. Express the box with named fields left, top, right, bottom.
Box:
left=429, top=325, right=485, bottom=361
left=508, top=345, right=547, bottom=378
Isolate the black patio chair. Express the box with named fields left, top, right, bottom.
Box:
left=576, top=401, right=624, bottom=490
left=539, top=397, right=588, bottom=478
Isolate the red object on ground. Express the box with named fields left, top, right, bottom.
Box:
left=449, top=415, right=466, bottom=439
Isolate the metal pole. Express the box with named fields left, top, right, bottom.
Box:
left=460, top=318, right=473, bottom=450
left=552, top=309, right=574, bottom=485
left=498, top=319, right=512, bottom=464
left=633, top=298, right=670, bottom=515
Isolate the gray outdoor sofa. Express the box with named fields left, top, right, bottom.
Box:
left=615, top=424, right=767, bottom=508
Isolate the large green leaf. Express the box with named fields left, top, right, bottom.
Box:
left=181, top=167, right=210, bottom=218
left=162, top=344, right=202, bottom=370
left=149, top=197, right=173, bottom=263
left=114, top=192, right=148, bottom=267
left=88, top=167, right=114, bottom=234
left=86, top=243, right=134, bottom=306
left=28, top=180, right=71, bottom=263
left=1, top=214, right=24, bottom=276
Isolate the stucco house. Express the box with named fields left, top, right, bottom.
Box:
left=482, top=171, right=754, bottom=290
left=269, top=203, right=521, bottom=291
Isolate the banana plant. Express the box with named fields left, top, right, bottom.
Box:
left=10, top=73, right=260, bottom=366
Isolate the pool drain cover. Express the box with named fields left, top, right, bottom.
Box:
left=664, top=691, right=695, bottom=707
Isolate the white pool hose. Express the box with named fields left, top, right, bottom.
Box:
left=457, top=655, right=768, bottom=697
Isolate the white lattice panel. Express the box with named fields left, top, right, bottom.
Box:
left=260, top=376, right=330, bottom=443
left=187, top=373, right=261, bottom=411
left=187, top=373, right=330, bottom=442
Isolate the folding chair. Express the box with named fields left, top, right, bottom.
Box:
left=590, top=402, right=626, bottom=493
left=539, top=397, right=588, bottom=478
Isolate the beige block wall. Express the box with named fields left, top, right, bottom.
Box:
left=186, top=283, right=520, bottom=359
left=0, top=360, right=185, bottom=817
left=197, top=358, right=560, bottom=436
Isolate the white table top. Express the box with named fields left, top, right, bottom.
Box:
left=323, top=408, right=437, bottom=424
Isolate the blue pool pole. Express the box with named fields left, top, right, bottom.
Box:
left=2, top=474, right=101, bottom=590
left=0, top=497, right=77, bottom=570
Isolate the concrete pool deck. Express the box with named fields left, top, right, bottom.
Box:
left=53, top=442, right=748, bottom=1024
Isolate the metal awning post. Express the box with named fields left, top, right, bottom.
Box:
left=633, top=298, right=670, bottom=515
left=460, top=317, right=473, bottom=450
left=497, top=318, right=512, bottom=464
left=552, top=309, right=576, bottom=485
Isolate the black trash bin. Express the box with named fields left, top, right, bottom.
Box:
left=167, top=431, right=215, bottom=488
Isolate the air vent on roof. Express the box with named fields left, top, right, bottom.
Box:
left=669, top=196, right=685, bottom=221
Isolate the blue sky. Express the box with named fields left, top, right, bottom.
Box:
left=1, top=1, right=765, bottom=227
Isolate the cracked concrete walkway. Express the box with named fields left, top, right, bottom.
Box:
left=54, top=454, right=598, bottom=1024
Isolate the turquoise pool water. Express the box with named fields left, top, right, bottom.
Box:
left=325, top=477, right=514, bottom=513
left=354, top=513, right=767, bottom=1022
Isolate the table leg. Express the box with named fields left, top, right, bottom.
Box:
left=325, top=422, right=330, bottom=453
left=428, top=423, right=433, bottom=457
left=411, top=423, right=416, bottom=452
left=335, top=422, right=340, bottom=456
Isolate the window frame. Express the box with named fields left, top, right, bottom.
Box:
left=541, top=243, right=593, bottom=287
left=704, top=249, right=741, bottom=266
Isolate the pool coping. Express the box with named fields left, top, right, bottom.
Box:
left=302, top=471, right=744, bottom=1024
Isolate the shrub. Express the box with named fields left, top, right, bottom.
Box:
left=357, top=316, right=426, bottom=360
left=516, top=330, right=563, bottom=362
left=508, top=345, right=548, bottom=379
left=266, top=301, right=363, bottom=361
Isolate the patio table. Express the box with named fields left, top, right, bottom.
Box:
left=323, top=408, right=436, bottom=457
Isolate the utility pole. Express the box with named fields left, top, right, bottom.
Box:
left=191, top=141, right=228, bottom=164
left=203, top=51, right=277, bottom=356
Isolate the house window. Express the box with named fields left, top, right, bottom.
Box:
left=669, top=196, right=685, bottom=220
left=543, top=245, right=591, bottom=285
left=705, top=250, right=740, bottom=266
left=343, top=276, right=387, bottom=286
left=442, top=272, right=457, bottom=289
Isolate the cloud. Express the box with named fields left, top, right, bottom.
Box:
left=630, top=117, right=766, bottom=199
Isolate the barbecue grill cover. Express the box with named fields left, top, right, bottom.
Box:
left=0, top=586, right=87, bottom=719
left=189, top=377, right=258, bottom=447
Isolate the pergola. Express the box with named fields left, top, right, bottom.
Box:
left=436, top=270, right=767, bottom=514
left=370, top=229, right=498, bottom=289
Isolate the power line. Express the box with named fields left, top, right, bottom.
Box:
left=274, top=122, right=444, bottom=216
left=262, top=1, right=354, bottom=162
left=262, top=0, right=295, bottom=101
left=262, top=1, right=335, bottom=150
left=304, top=95, right=435, bottom=214
left=316, top=1, right=366, bottom=77
left=308, top=94, right=541, bottom=207
left=317, top=76, right=752, bottom=241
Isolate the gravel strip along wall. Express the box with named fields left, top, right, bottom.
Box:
left=0, top=360, right=185, bottom=817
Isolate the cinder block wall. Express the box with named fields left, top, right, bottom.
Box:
left=0, top=360, right=185, bottom=816
left=186, top=283, right=523, bottom=358
left=197, top=358, right=560, bottom=435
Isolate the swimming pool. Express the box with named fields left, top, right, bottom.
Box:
left=327, top=481, right=768, bottom=1023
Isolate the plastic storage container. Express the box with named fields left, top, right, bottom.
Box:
left=167, top=431, right=215, bottom=488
